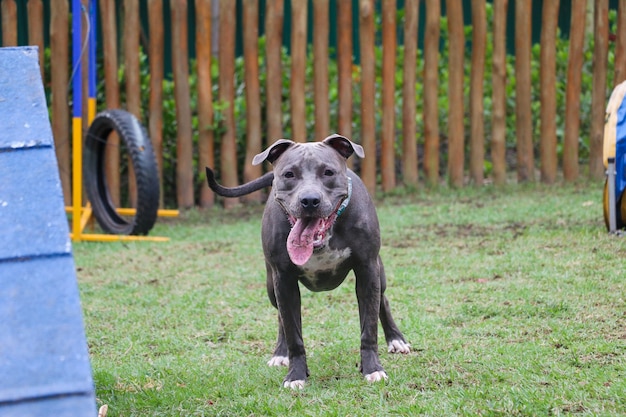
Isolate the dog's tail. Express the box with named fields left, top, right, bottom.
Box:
left=205, top=166, right=274, bottom=198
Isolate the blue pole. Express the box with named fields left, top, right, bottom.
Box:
left=72, top=0, right=82, bottom=119
left=88, top=0, right=97, bottom=123
left=71, top=0, right=84, bottom=239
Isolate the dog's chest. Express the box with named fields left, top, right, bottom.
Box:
left=298, top=246, right=351, bottom=283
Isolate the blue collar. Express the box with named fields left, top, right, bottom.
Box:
left=336, top=177, right=352, bottom=218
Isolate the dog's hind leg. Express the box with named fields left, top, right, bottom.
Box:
left=267, top=316, right=289, bottom=366
left=378, top=258, right=411, bottom=354
left=380, top=295, right=410, bottom=353
left=266, top=263, right=289, bottom=366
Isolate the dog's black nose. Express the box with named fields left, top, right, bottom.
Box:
left=300, top=194, right=321, bottom=210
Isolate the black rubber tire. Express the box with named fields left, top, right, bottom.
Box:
left=84, top=109, right=160, bottom=235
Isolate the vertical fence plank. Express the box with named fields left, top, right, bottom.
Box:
left=423, top=0, right=440, bottom=186
left=171, top=0, right=195, bottom=208
left=563, top=0, right=586, bottom=182
left=196, top=0, right=214, bottom=207
left=470, top=0, right=486, bottom=185
left=50, top=0, right=70, bottom=205
left=265, top=0, right=284, bottom=144
left=491, top=0, right=508, bottom=185
left=243, top=0, right=263, bottom=202
left=1, top=0, right=17, bottom=46
left=515, top=1, right=534, bottom=182
left=313, top=0, right=330, bottom=140
left=614, top=0, right=626, bottom=85
left=337, top=0, right=352, bottom=143
left=124, top=0, right=141, bottom=206
left=27, top=0, right=44, bottom=80
left=381, top=0, right=396, bottom=191
left=590, top=0, right=609, bottom=180
left=99, top=0, right=120, bottom=206
left=540, top=0, right=559, bottom=184
left=446, top=0, right=465, bottom=188
left=402, top=0, right=419, bottom=186
left=291, top=0, right=307, bottom=142
left=124, top=0, right=141, bottom=118
left=218, top=0, right=239, bottom=207
left=359, top=0, right=376, bottom=194
left=148, top=0, right=165, bottom=207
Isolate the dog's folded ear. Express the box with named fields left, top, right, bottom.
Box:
left=323, top=134, right=365, bottom=159
left=252, top=139, right=294, bottom=166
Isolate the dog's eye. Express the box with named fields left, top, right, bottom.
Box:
left=284, top=171, right=295, bottom=179
left=324, top=169, right=334, bottom=177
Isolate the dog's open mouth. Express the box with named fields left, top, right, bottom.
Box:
left=282, top=178, right=352, bottom=266
left=286, top=213, right=338, bottom=266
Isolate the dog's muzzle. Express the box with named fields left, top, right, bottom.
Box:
left=283, top=178, right=352, bottom=266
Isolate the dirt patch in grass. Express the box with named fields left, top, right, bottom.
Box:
left=385, top=222, right=528, bottom=248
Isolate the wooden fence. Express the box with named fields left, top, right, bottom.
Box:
left=2, top=0, right=626, bottom=210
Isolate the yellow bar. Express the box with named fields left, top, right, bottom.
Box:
left=66, top=206, right=180, bottom=218
left=157, top=209, right=180, bottom=217
left=72, top=117, right=83, bottom=241
left=79, top=205, right=93, bottom=232
left=88, top=97, right=97, bottom=126
left=69, top=233, right=170, bottom=242
left=116, top=208, right=180, bottom=217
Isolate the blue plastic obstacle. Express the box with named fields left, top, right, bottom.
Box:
left=0, top=47, right=96, bottom=416
left=603, top=80, right=626, bottom=231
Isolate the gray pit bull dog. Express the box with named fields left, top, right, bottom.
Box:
left=205, top=134, right=410, bottom=389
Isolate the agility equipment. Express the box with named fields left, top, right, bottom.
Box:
left=84, top=110, right=160, bottom=235
left=603, top=80, right=626, bottom=232
left=0, top=46, right=97, bottom=416
left=68, top=0, right=177, bottom=242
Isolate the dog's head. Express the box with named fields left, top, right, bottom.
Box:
left=253, top=134, right=364, bottom=265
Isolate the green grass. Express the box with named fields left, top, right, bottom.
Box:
left=74, top=181, right=626, bottom=416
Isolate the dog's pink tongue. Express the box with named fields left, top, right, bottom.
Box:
left=287, top=218, right=322, bottom=265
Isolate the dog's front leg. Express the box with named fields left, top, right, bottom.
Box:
left=354, top=260, right=386, bottom=382
left=273, top=273, right=309, bottom=389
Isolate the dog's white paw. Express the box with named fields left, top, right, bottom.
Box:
left=388, top=339, right=411, bottom=354
left=365, top=370, right=388, bottom=383
left=283, top=380, right=305, bottom=390
left=267, top=355, right=289, bottom=367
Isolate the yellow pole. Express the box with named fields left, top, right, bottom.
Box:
left=72, top=117, right=83, bottom=241
left=88, top=97, right=96, bottom=125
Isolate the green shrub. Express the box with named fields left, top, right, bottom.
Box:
left=95, top=4, right=617, bottom=207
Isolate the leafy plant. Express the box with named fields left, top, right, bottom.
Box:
left=91, top=4, right=618, bottom=207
